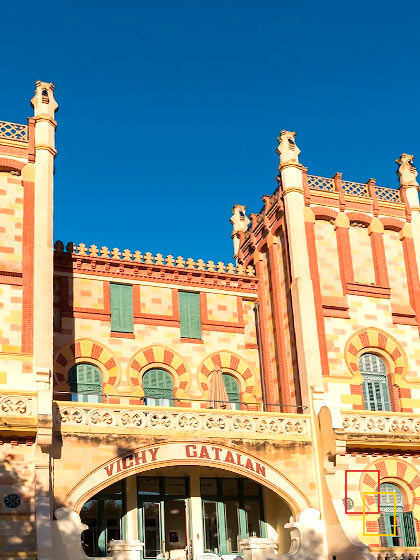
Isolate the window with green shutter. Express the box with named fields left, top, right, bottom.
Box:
left=178, top=291, right=201, bottom=339
left=360, top=353, right=391, bottom=411
left=69, top=363, right=103, bottom=403
left=143, top=368, right=174, bottom=406
left=378, top=483, right=417, bottom=547
left=110, top=283, right=133, bottom=333
left=222, top=373, right=240, bottom=410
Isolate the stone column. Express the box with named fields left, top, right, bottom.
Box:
left=125, top=475, right=139, bottom=540
left=189, top=472, right=204, bottom=559
left=31, top=81, right=58, bottom=560
left=397, top=154, right=420, bottom=277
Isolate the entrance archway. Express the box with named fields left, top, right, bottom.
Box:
left=64, top=441, right=309, bottom=515
left=79, top=464, right=295, bottom=559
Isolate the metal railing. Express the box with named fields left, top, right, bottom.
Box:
left=53, top=391, right=307, bottom=413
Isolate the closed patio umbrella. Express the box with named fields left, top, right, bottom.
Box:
left=208, top=369, right=230, bottom=409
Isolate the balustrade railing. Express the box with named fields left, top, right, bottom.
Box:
left=307, top=175, right=335, bottom=192
left=340, top=411, right=420, bottom=436
left=306, top=174, right=401, bottom=203
left=0, top=121, right=28, bottom=142
left=54, top=398, right=310, bottom=438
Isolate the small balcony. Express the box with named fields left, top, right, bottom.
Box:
left=53, top=393, right=311, bottom=441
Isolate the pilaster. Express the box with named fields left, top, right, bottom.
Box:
left=31, top=81, right=58, bottom=560
left=277, top=131, right=323, bottom=404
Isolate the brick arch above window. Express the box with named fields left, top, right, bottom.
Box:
left=0, top=157, right=26, bottom=174
left=311, top=206, right=338, bottom=223
left=346, top=211, right=372, bottom=226
left=381, top=217, right=405, bottom=232
left=127, top=346, right=189, bottom=399
left=345, top=328, right=407, bottom=380
left=198, top=351, right=258, bottom=403
left=54, top=339, right=121, bottom=395
left=361, top=458, right=420, bottom=514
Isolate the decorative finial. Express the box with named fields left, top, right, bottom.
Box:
left=230, top=205, right=250, bottom=262
left=396, top=153, right=419, bottom=188
left=31, top=81, right=58, bottom=117
left=276, top=130, right=300, bottom=165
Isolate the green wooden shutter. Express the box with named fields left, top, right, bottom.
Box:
left=403, top=512, right=417, bottom=546
left=110, top=284, right=133, bottom=333
left=179, top=292, right=201, bottom=339
left=362, top=376, right=391, bottom=411
left=143, top=368, right=174, bottom=399
left=222, top=374, right=240, bottom=405
left=360, top=353, right=391, bottom=411
left=69, top=364, right=102, bottom=402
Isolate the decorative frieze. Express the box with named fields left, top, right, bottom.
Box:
left=55, top=404, right=310, bottom=439
left=341, top=412, right=420, bottom=436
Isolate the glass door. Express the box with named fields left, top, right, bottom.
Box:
left=201, top=477, right=266, bottom=556
left=138, top=477, right=189, bottom=560
left=143, top=502, right=164, bottom=558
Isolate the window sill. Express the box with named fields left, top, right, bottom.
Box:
left=180, top=337, right=203, bottom=344
left=391, top=304, right=417, bottom=325
left=346, top=282, right=390, bottom=299
left=322, top=296, right=349, bottom=318
left=110, top=331, right=135, bottom=339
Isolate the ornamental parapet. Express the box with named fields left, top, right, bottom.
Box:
left=338, top=411, right=420, bottom=447
left=54, top=402, right=311, bottom=440
left=307, top=173, right=402, bottom=203
left=0, top=120, right=28, bottom=142
left=54, top=241, right=257, bottom=292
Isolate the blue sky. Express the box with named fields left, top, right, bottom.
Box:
left=2, top=1, right=419, bottom=264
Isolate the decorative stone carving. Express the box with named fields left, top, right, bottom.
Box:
left=396, top=153, right=419, bottom=187
left=56, top=404, right=310, bottom=438
left=341, top=412, right=420, bottom=436
left=231, top=204, right=251, bottom=260
left=276, top=130, right=300, bottom=165
left=0, top=396, right=30, bottom=416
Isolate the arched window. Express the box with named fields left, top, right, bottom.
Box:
left=359, top=354, right=391, bottom=411
left=222, top=374, right=240, bottom=410
left=143, top=368, right=174, bottom=407
left=68, top=363, right=103, bottom=403
left=378, top=483, right=417, bottom=547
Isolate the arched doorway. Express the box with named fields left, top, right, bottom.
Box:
left=79, top=465, right=293, bottom=559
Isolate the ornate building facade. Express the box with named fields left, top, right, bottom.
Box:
left=0, top=83, right=420, bottom=560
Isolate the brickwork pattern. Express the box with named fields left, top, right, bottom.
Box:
left=383, top=229, right=411, bottom=306
left=0, top=284, right=22, bottom=353
left=349, top=225, right=376, bottom=285
left=314, top=219, right=342, bottom=297
left=0, top=174, right=23, bottom=274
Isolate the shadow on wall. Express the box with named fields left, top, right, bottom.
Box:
left=274, top=509, right=375, bottom=560
left=0, top=452, right=38, bottom=554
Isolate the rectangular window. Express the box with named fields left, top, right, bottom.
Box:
left=178, top=291, right=201, bottom=339
left=110, top=283, right=133, bottom=333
